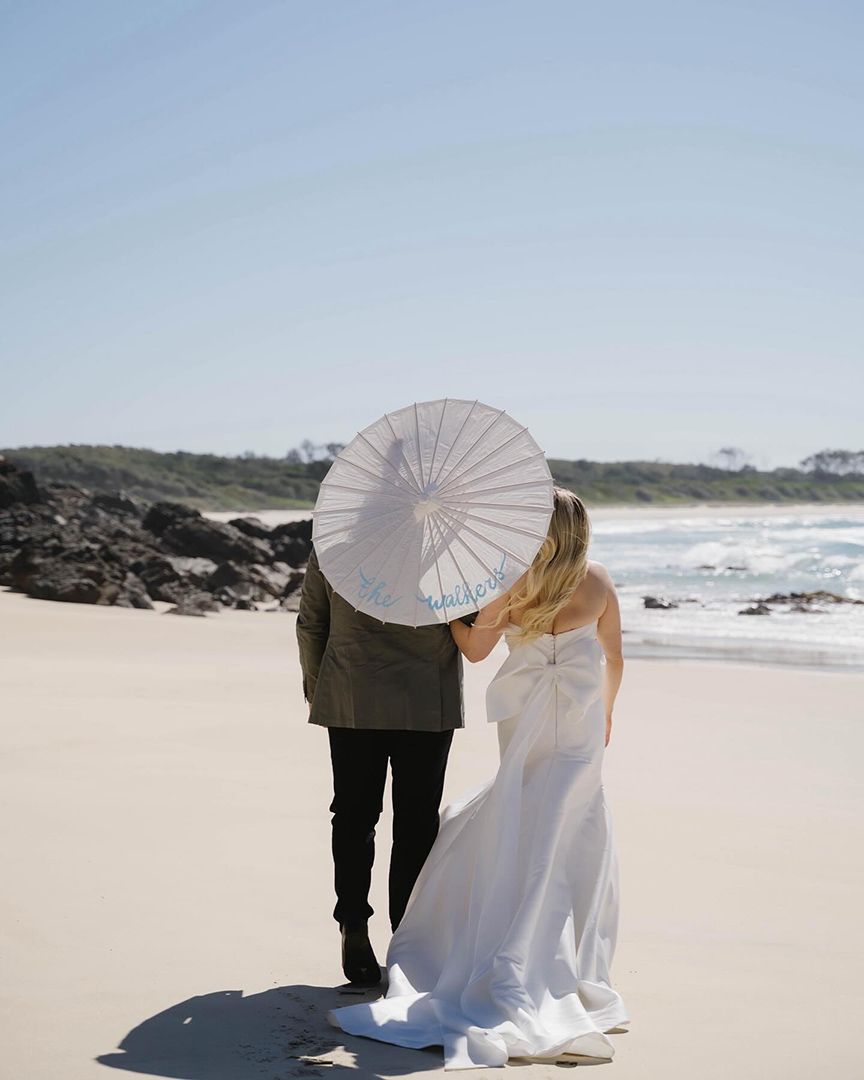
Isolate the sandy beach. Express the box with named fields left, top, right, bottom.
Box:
left=1, top=587, right=862, bottom=1080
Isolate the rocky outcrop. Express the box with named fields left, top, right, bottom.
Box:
left=0, top=458, right=312, bottom=615
left=228, top=516, right=273, bottom=540
left=0, top=459, right=41, bottom=508
left=164, top=592, right=221, bottom=617
left=756, top=590, right=864, bottom=606
left=738, top=602, right=771, bottom=616
left=738, top=590, right=864, bottom=615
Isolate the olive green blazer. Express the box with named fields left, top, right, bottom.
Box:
left=296, top=547, right=469, bottom=731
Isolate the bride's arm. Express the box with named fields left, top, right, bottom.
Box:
left=449, top=589, right=513, bottom=663
left=596, top=567, right=624, bottom=746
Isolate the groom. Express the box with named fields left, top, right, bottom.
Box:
left=296, top=546, right=471, bottom=987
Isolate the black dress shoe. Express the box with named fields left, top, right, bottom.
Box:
left=340, top=924, right=381, bottom=987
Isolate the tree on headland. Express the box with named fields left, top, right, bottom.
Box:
left=712, top=446, right=753, bottom=471
left=800, top=449, right=864, bottom=476
left=286, top=440, right=347, bottom=481
left=294, top=439, right=346, bottom=464
left=299, top=439, right=318, bottom=463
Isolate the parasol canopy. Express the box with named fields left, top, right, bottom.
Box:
left=311, top=398, right=554, bottom=626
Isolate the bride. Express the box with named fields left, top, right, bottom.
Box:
left=329, top=486, right=630, bottom=1069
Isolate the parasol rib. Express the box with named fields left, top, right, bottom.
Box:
left=426, top=512, right=479, bottom=612
left=380, top=508, right=424, bottom=625
left=328, top=513, right=418, bottom=594
left=429, top=509, right=513, bottom=595
left=435, top=505, right=536, bottom=570
left=432, top=407, right=507, bottom=491
left=437, top=451, right=548, bottom=498
left=436, top=478, right=554, bottom=500
left=314, top=503, right=410, bottom=545
left=382, top=413, right=424, bottom=494
left=428, top=399, right=480, bottom=488
left=438, top=507, right=550, bottom=542
left=355, top=431, right=422, bottom=496
left=437, top=425, right=528, bottom=494
left=428, top=513, right=448, bottom=625
left=332, top=453, right=422, bottom=496
left=413, top=402, right=425, bottom=489
left=411, top=510, right=427, bottom=627
left=427, top=398, right=448, bottom=488
left=436, top=499, right=552, bottom=513
left=313, top=481, right=414, bottom=502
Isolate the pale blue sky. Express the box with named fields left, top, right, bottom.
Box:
left=2, top=0, right=862, bottom=467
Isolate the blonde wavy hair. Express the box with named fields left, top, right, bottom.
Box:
left=489, top=486, right=591, bottom=643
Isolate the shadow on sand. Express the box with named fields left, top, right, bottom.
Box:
left=95, top=982, right=441, bottom=1079
left=96, top=983, right=622, bottom=1077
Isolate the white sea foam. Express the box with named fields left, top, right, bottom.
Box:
left=588, top=506, right=864, bottom=668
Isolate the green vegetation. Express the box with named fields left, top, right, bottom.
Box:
left=4, top=444, right=863, bottom=509
left=2, top=445, right=320, bottom=510
left=547, top=458, right=864, bottom=505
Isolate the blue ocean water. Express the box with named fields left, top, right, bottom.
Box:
left=590, top=507, right=864, bottom=668
left=208, top=505, right=864, bottom=669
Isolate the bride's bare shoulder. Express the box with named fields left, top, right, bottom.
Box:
left=585, top=560, right=615, bottom=589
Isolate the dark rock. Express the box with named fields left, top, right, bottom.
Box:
left=228, top=516, right=273, bottom=540
left=0, top=459, right=42, bottom=508
left=9, top=542, right=154, bottom=609
left=165, top=556, right=218, bottom=583
left=142, top=501, right=202, bottom=537
left=132, top=554, right=181, bottom=600
left=0, top=507, right=46, bottom=583
left=206, top=560, right=248, bottom=591
left=233, top=597, right=258, bottom=611
left=9, top=543, right=108, bottom=591
left=696, top=564, right=716, bottom=570
left=205, top=559, right=297, bottom=602
left=249, top=562, right=299, bottom=598
left=280, top=591, right=302, bottom=612
left=160, top=518, right=271, bottom=563
left=757, top=590, right=864, bottom=606
left=725, top=565, right=747, bottom=571
left=0, top=462, right=308, bottom=614
left=92, top=491, right=141, bottom=516
left=270, top=518, right=313, bottom=543
left=163, top=592, right=220, bottom=617
left=131, top=554, right=215, bottom=598
left=35, top=484, right=94, bottom=530
left=282, top=569, right=305, bottom=597
left=212, top=586, right=240, bottom=605
left=98, top=573, right=154, bottom=609
left=28, top=572, right=103, bottom=604
left=271, top=536, right=310, bottom=568
left=643, top=595, right=678, bottom=610
left=739, top=603, right=771, bottom=615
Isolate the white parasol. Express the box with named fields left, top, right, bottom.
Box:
left=311, top=398, right=554, bottom=626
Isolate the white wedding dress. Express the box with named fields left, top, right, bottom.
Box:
left=330, top=620, right=629, bottom=1069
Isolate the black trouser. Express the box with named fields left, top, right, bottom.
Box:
left=327, top=727, right=454, bottom=932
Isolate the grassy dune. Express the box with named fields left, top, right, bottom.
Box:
left=4, top=444, right=864, bottom=509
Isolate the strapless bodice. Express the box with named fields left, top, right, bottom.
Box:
left=503, top=619, right=599, bottom=656
left=487, top=619, right=603, bottom=731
